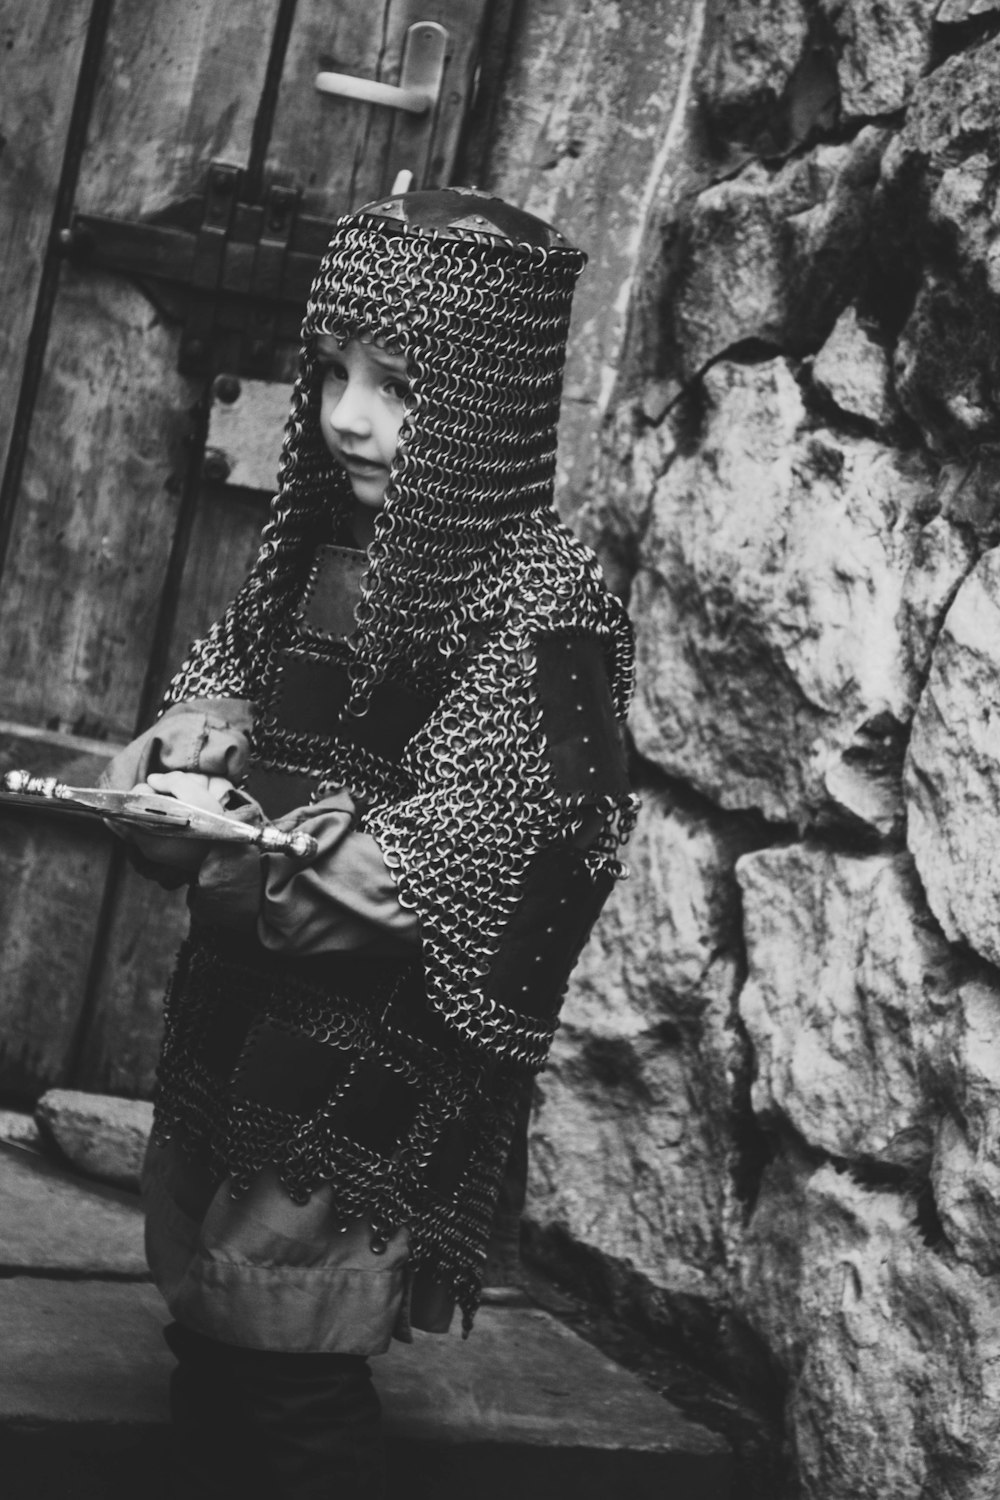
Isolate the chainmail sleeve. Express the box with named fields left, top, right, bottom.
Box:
left=364, top=557, right=636, bottom=1072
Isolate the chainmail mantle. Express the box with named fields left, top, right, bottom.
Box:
left=158, top=189, right=637, bottom=1325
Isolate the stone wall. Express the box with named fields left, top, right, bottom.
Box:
left=486, top=3, right=1000, bottom=1495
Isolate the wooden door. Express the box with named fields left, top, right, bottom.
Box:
left=0, top=0, right=501, bottom=1101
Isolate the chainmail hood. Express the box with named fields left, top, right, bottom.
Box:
left=192, top=188, right=601, bottom=708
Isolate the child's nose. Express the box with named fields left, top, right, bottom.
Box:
left=328, top=382, right=371, bottom=436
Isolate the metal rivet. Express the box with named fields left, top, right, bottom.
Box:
left=214, top=374, right=241, bottom=404
left=203, top=448, right=231, bottom=482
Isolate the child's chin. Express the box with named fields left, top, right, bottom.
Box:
left=349, top=483, right=387, bottom=508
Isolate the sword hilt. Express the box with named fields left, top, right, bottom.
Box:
left=2, top=771, right=71, bottom=800
left=1, top=770, right=318, bottom=858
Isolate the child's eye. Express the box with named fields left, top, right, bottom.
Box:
left=385, top=378, right=410, bottom=400
left=321, top=360, right=348, bottom=383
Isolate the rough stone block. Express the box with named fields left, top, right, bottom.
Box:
left=565, top=784, right=751, bottom=1033
left=737, top=845, right=953, bottom=1163
left=905, top=548, right=1000, bottom=966
left=630, top=356, right=974, bottom=825
left=877, top=34, right=1000, bottom=451
left=739, top=1154, right=1000, bottom=1500
left=696, top=0, right=812, bottom=149
left=668, top=129, right=889, bottom=379
left=0, top=1108, right=41, bottom=1150
left=811, top=303, right=897, bottom=431
left=527, top=786, right=753, bottom=1292
left=35, top=1088, right=153, bottom=1192
left=937, top=0, right=1000, bottom=16
left=926, top=977, right=1000, bottom=1274
left=819, top=0, right=937, bottom=118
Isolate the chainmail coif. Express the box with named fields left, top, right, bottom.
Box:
left=169, top=188, right=631, bottom=713
left=160, top=189, right=637, bottom=1323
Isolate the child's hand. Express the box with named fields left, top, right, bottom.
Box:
left=125, top=771, right=238, bottom=872
left=144, top=771, right=237, bottom=810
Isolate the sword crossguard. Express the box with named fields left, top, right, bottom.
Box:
left=255, top=825, right=318, bottom=859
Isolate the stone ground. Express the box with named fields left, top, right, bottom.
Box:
left=0, top=1134, right=742, bottom=1500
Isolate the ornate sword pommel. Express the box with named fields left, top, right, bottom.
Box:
left=256, top=824, right=318, bottom=859
left=2, top=771, right=69, bottom=800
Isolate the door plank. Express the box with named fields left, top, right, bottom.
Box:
left=75, top=0, right=282, bottom=217
left=0, top=270, right=193, bottom=738
left=81, top=0, right=496, bottom=1094
left=266, top=0, right=400, bottom=216
left=77, top=482, right=268, bottom=1095
left=0, top=727, right=115, bottom=1099
left=0, top=0, right=283, bottom=1094
left=158, top=486, right=272, bottom=703
left=0, top=816, right=111, bottom=1099
left=73, top=865, right=188, bottom=1098
left=266, top=0, right=490, bottom=215
left=0, top=0, right=283, bottom=737
left=0, top=0, right=92, bottom=497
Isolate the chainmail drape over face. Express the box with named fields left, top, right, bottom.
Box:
left=159, top=190, right=637, bottom=1324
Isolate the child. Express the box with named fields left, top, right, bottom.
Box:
left=103, top=187, right=636, bottom=1499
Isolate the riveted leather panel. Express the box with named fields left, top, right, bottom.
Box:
left=297, top=545, right=368, bottom=643
left=266, top=651, right=435, bottom=757
left=533, top=634, right=630, bottom=800
left=267, top=653, right=353, bottom=738
left=483, top=846, right=615, bottom=1023
left=233, top=1019, right=355, bottom=1117
left=325, top=1055, right=420, bottom=1155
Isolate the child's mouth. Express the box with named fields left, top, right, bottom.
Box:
left=341, top=456, right=384, bottom=477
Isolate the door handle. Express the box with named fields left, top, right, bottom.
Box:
left=315, top=22, right=448, bottom=116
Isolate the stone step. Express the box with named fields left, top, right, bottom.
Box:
left=0, top=1141, right=147, bottom=1275
left=0, top=1145, right=733, bottom=1499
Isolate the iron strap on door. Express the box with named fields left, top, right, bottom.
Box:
left=54, top=13, right=484, bottom=380
left=58, top=165, right=325, bottom=377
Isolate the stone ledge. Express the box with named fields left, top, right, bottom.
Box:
left=0, top=1142, right=146, bottom=1277
left=0, top=1279, right=732, bottom=1500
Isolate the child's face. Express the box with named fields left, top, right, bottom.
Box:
left=316, top=335, right=410, bottom=511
